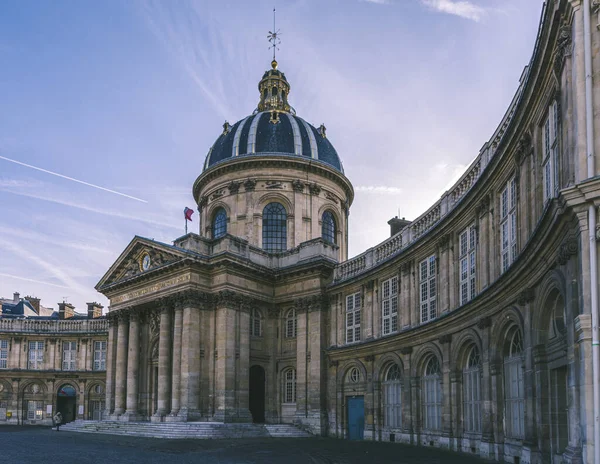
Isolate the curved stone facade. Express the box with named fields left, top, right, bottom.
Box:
left=97, top=0, right=600, bottom=462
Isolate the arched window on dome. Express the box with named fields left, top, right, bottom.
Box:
left=383, top=364, right=402, bottom=428
left=322, top=211, right=336, bottom=244
left=463, top=345, right=481, bottom=433
left=212, top=208, right=227, bottom=239
left=504, top=327, right=524, bottom=438
left=262, top=202, right=287, bottom=252
left=421, top=356, right=442, bottom=431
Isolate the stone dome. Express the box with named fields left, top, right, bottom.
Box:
left=202, top=60, right=344, bottom=173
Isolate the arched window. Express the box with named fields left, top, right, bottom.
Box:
left=322, top=211, right=336, bottom=244
left=421, top=356, right=442, bottom=431
left=463, top=345, right=481, bottom=433
left=383, top=364, right=402, bottom=428
left=262, top=202, right=287, bottom=252
left=283, top=368, right=296, bottom=403
left=212, top=208, right=227, bottom=239
left=504, top=327, right=524, bottom=438
left=250, top=308, right=262, bottom=337
left=285, top=308, right=297, bottom=338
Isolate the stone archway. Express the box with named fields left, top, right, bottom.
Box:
left=57, top=384, right=77, bottom=423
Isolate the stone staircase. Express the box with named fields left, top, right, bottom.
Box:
left=60, top=420, right=312, bottom=439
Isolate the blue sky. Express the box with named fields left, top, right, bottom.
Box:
left=0, top=0, right=543, bottom=312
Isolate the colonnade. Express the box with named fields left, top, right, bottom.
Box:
left=103, top=291, right=258, bottom=423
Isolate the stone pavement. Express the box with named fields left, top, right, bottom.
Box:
left=1, top=425, right=488, bottom=464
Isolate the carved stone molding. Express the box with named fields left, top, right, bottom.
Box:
left=476, top=194, right=491, bottom=218
left=437, top=234, right=450, bottom=252
left=439, top=334, right=452, bottom=345
left=554, top=22, right=572, bottom=76
left=243, top=179, right=257, bottom=192
left=292, top=180, right=305, bottom=192
left=214, top=290, right=242, bottom=308
left=557, top=236, right=579, bottom=265
left=450, top=369, right=462, bottom=383
left=400, top=346, right=413, bottom=355
left=365, top=355, right=375, bottom=362
left=267, top=306, right=280, bottom=319
left=517, top=288, right=535, bottom=306
left=308, top=183, right=321, bottom=196
left=477, top=316, right=492, bottom=330
left=325, top=191, right=338, bottom=204
left=265, top=180, right=284, bottom=190
left=117, top=309, right=130, bottom=323
left=107, top=311, right=119, bottom=326
left=149, top=309, right=160, bottom=336
left=329, top=360, right=339, bottom=368
left=199, top=196, right=208, bottom=208
left=227, top=181, right=241, bottom=195
left=365, top=280, right=375, bottom=291
left=401, top=261, right=411, bottom=276
left=210, top=189, right=225, bottom=201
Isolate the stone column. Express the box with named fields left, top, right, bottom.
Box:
left=439, top=335, right=453, bottom=449
left=477, top=198, right=490, bottom=290
left=103, top=316, right=116, bottom=418
left=213, top=293, right=251, bottom=422
left=152, top=305, right=172, bottom=421
left=123, top=310, right=140, bottom=421
left=179, top=293, right=202, bottom=421
left=167, top=303, right=184, bottom=421
left=478, top=317, right=495, bottom=458
left=113, top=312, right=129, bottom=416
left=307, top=298, right=327, bottom=435
left=237, top=305, right=251, bottom=419
left=401, top=347, right=413, bottom=444
left=449, top=370, right=461, bottom=451
left=410, top=376, right=420, bottom=443
left=295, top=301, right=308, bottom=419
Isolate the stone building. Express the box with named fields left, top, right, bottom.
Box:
left=0, top=295, right=108, bottom=425
left=97, top=0, right=600, bottom=462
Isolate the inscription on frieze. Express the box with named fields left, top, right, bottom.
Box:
left=112, top=275, right=191, bottom=304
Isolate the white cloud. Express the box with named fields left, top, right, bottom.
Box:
left=420, top=0, right=486, bottom=22
left=355, top=186, right=403, bottom=194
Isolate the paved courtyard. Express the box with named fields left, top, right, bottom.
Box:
left=1, top=425, right=489, bottom=464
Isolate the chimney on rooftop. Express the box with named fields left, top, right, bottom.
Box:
left=13, top=292, right=20, bottom=303
left=25, top=296, right=41, bottom=314
left=58, top=302, right=75, bottom=320
left=387, top=216, right=411, bottom=237
left=86, top=302, right=103, bottom=319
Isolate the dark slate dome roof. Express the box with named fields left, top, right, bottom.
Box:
left=202, top=60, right=344, bottom=173
left=203, top=112, right=344, bottom=173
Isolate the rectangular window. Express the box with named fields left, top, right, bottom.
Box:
left=0, top=340, right=7, bottom=369
left=28, top=341, right=44, bottom=370
left=500, top=177, right=517, bottom=273
left=381, top=276, right=399, bottom=335
left=420, top=255, right=437, bottom=323
left=62, top=341, right=77, bottom=371
left=27, top=400, right=44, bottom=420
left=346, top=292, right=361, bottom=344
left=459, top=225, right=477, bottom=305
left=543, top=101, right=559, bottom=203
left=93, top=341, right=107, bottom=371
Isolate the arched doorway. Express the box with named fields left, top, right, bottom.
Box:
left=57, top=384, right=77, bottom=423
left=249, top=365, right=265, bottom=423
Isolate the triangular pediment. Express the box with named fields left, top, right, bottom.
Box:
left=96, top=236, right=189, bottom=291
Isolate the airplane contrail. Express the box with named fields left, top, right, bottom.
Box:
left=0, top=155, right=147, bottom=203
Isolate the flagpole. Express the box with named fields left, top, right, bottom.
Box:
left=185, top=218, right=188, bottom=235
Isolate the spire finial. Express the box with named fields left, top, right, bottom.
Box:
left=267, top=8, right=281, bottom=66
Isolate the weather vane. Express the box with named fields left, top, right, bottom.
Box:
left=267, top=8, right=281, bottom=62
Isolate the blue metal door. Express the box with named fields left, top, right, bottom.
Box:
left=347, top=396, right=364, bottom=440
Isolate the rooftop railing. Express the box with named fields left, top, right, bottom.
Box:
left=0, top=318, right=108, bottom=334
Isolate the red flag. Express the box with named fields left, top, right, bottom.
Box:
left=184, top=207, right=194, bottom=221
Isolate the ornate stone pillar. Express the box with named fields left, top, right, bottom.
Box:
left=123, top=309, right=140, bottom=421
left=167, top=301, right=184, bottom=421
left=113, top=311, right=129, bottom=416
left=295, top=300, right=308, bottom=419
left=410, top=376, right=421, bottom=442
left=179, top=292, right=202, bottom=421
left=400, top=347, right=413, bottom=443
left=449, top=369, right=461, bottom=451
left=153, top=303, right=172, bottom=421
